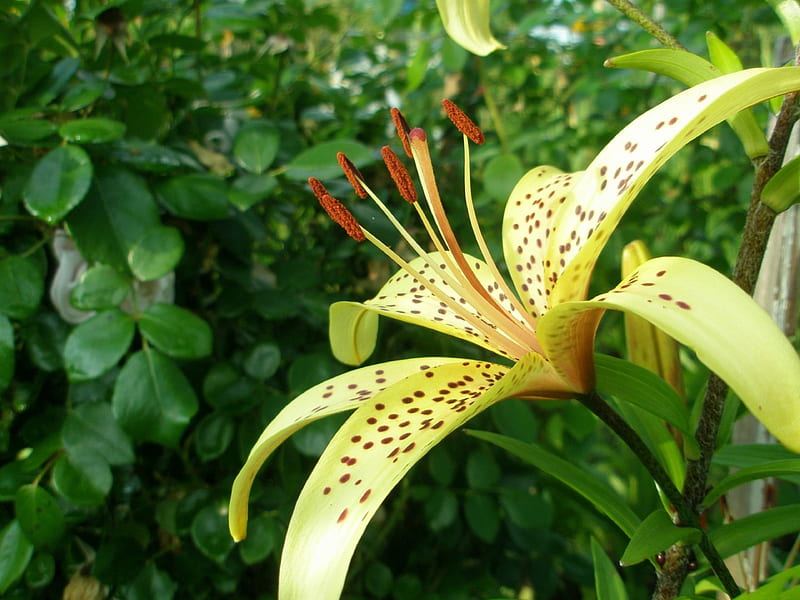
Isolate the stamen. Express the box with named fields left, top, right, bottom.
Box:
left=390, top=108, right=413, bottom=158
left=308, top=177, right=329, bottom=201
left=337, top=152, right=367, bottom=198
left=442, top=99, right=484, bottom=145
left=319, top=193, right=365, bottom=242
left=381, top=146, right=417, bottom=203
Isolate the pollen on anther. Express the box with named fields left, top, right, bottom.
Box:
left=382, top=146, right=417, bottom=203
left=442, top=99, right=485, bottom=145
left=319, top=194, right=366, bottom=242
left=337, top=152, right=368, bottom=198
left=390, top=108, right=413, bottom=157
left=308, top=177, right=329, bottom=201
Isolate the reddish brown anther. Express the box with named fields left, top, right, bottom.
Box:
left=442, top=99, right=485, bottom=145
left=390, top=108, right=413, bottom=158
left=337, top=152, right=368, bottom=198
left=319, top=193, right=365, bottom=242
left=381, top=146, right=417, bottom=203
left=308, top=177, right=329, bottom=201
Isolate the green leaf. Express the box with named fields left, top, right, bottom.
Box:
left=483, top=153, right=525, bottom=201
left=94, top=537, right=146, bottom=585
left=489, top=398, right=539, bottom=442
left=233, top=121, right=280, bottom=174
left=709, top=504, right=800, bottom=558
left=202, top=363, right=263, bottom=413
left=60, top=79, right=108, bottom=112
left=52, top=452, right=112, bottom=506
left=229, top=173, right=278, bottom=211
left=0, top=314, right=13, bottom=390
left=63, top=308, right=135, bottom=381
left=128, top=226, right=184, bottom=281
left=138, top=303, right=212, bottom=359
left=14, top=485, right=65, bottom=549
left=619, top=509, right=700, bottom=566
left=594, top=354, right=698, bottom=456
left=124, top=562, right=177, bottom=600
left=194, top=412, right=235, bottom=462
left=0, top=116, right=57, bottom=144
left=23, top=145, right=93, bottom=223
left=22, top=312, right=69, bottom=372
left=467, top=430, right=640, bottom=537
left=0, top=255, right=45, bottom=319
left=285, top=139, right=375, bottom=181
left=24, top=552, right=55, bottom=589
left=466, top=448, right=501, bottom=488
left=424, top=488, right=458, bottom=531
left=112, top=348, right=199, bottom=446
left=591, top=538, right=629, bottom=600
left=713, top=443, right=800, bottom=470
left=464, top=493, right=500, bottom=543
left=191, top=505, right=234, bottom=562
left=364, top=561, right=393, bottom=598
left=704, top=459, right=800, bottom=505
left=59, top=117, right=126, bottom=143
left=157, top=174, right=229, bottom=220
left=62, top=401, right=134, bottom=466
left=109, top=140, right=196, bottom=173
left=499, top=488, right=552, bottom=530
left=70, top=264, right=131, bottom=311
left=761, top=153, right=800, bottom=212
left=66, top=166, right=161, bottom=272
left=0, top=520, right=34, bottom=594
left=406, top=40, right=430, bottom=91
left=238, top=512, right=279, bottom=565
left=242, top=341, right=281, bottom=380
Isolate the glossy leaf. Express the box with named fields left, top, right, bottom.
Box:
left=238, top=512, right=279, bottom=565
left=194, top=412, right=235, bottom=462
left=704, top=459, right=800, bottom=505
left=0, top=255, right=44, bottom=319
left=112, top=348, right=199, bottom=447
left=467, top=430, right=640, bottom=537
left=52, top=452, right=112, bottom=506
left=70, top=264, right=131, bottom=310
left=192, top=505, right=234, bottom=563
left=0, top=520, right=33, bottom=594
left=619, top=509, right=700, bottom=566
left=124, top=563, right=177, bottom=600
left=63, top=308, right=135, bottom=381
left=0, top=315, right=13, bottom=390
left=157, top=174, right=229, bottom=220
left=138, top=303, right=212, bottom=359
left=22, top=312, right=69, bottom=372
left=761, top=153, right=800, bottom=212
left=709, top=504, right=800, bottom=558
left=591, top=538, right=628, bottom=600
left=62, top=401, right=134, bottom=466
left=23, top=145, right=92, bottom=223
left=14, top=485, right=65, bottom=549
left=285, top=140, right=375, bottom=181
left=128, top=226, right=184, bottom=282
left=59, top=117, right=126, bottom=143
left=233, top=122, right=280, bottom=174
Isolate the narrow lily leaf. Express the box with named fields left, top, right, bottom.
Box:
left=619, top=509, right=701, bottom=566
left=549, top=68, right=800, bottom=307
left=591, top=538, right=629, bottom=600
left=713, top=443, right=800, bottom=470
left=229, top=357, right=465, bottom=542
left=734, top=564, right=800, bottom=599
left=330, top=252, right=531, bottom=364
left=604, top=51, right=768, bottom=158
left=467, top=430, right=641, bottom=537
left=709, top=504, right=800, bottom=558
left=703, top=459, right=800, bottom=505
left=277, top=354, right=553, bottom=600
left=706, top=32, right=744, bottom=74
left=767, top=0, right=800, bottom=44
left=761, top=153, right=800, bottom=212
left=434, top=0, right=505, bottom=56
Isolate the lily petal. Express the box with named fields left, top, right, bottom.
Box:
left=536, top=67, right=800, bottom=306
left=540, top=257, right=800, bottom=452
left=229, top=356, right=465, bottom=542
left=330, top=252, right=532, bottom=364
left=503, top=166, right=584, bottom=318
left=434, top=0, right=506, bottom=56
left=278, top=352, right=564, bottom=600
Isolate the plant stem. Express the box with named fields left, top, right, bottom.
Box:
left=604, top=0, right=686, bottom=50
left=578, top=392, right=740, bottom=598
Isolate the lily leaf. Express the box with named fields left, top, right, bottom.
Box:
left=619, top=509, right=701, bottom=567
left=703, top=459, right=800, bottom=505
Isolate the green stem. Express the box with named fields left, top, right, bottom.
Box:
left=578, top=392, right=740, bottom=599
left=604, top=0, right=686, bottom=50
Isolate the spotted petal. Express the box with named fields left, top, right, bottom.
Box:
left=277, top=352, right=566, bottom=600
left=330, top=252, right=532, bottom=364
left=229, top=357, right=464, bottom=542
left=539, top=257, right=800, bottom=451
left=524, top=67, right=800, bottom=307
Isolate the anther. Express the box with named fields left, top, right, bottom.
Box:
left=337, top=152, right=367, bottom=198
left=381, top=146, right=417, bottom=203
left=390, top=108, right=413, bottom=158
left=308, top=177, right=329, bottom=201
left=319, top=193, right=365, bottom=242
left=442, top=99, right=485, bottom=145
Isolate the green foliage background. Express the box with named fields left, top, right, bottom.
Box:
left=0, top=0, right=793, bottom=598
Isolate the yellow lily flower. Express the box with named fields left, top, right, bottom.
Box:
left=230, top=69, right=800, bottom=600
left=434, top=0, right=505, bottom=56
